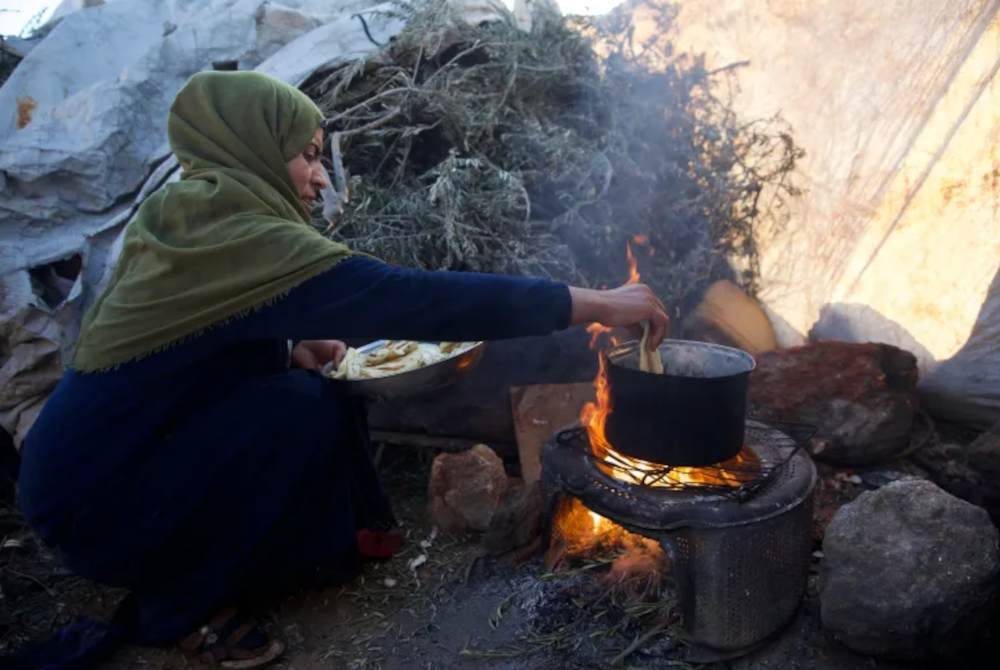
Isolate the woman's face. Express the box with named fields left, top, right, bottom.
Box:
left=286, top=128, right=328, bottom=210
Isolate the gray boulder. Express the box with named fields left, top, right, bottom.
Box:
left=820, top=479, right=999, bottom=658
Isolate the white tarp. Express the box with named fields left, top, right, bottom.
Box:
left=646, top=0, right=1000, bottom=427
left=0, top=1, right=383, bottom=283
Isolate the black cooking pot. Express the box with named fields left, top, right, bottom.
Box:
left=604, top=339, right=756, bottom=466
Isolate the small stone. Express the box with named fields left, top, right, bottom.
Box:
left=820, top=479, right=1000, bottom=659
left=428, top=444, right=508, bottom=532
left=383, top=577, right=397, bottom=588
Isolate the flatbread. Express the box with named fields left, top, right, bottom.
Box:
left=638, top=321, right=664, bottom=374
left=331, top=340, right=478, bottom=381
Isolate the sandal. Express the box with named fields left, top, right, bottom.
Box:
left=178, top=608, right=285, bottom=669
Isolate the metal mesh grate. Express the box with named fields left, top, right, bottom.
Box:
left=555, top=424, right=804, bottom=501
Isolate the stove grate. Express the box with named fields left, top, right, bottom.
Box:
left=556, top=419, right=810, bottom=501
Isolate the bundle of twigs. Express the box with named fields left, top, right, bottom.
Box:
left=305, top=0, right=802, bottom=314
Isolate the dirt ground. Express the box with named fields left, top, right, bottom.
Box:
left=1, top=433, right=995, bottom=670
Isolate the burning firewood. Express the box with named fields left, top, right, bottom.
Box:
left=603, top=535, right=668, bottom=600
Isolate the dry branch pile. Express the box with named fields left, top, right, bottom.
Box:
left=305, top=0, right=802, bottom=314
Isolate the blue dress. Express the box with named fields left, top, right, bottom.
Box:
left=14, top=256, right=571, bottom=666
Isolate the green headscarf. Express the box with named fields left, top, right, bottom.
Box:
left=72, top=71, right=353, bottom=372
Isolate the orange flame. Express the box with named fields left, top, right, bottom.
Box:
left=585, top=322, right=612, bottom=350
left=548, top=497, right=667, bottom=575
left=580, top=353, right=613, bottom=459
left=548, top=496, right=626, bottom=558
left=625, top=241, right=640, bottom=285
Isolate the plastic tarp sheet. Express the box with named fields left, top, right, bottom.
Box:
left=0, top=0, right=381, bottom=281
left=647, top=0, right=1000, bottom=427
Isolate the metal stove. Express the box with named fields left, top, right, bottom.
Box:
left=542, top=419, right=817, bottom=660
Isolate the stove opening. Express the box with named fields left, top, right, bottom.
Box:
left=545, top=496, right=673, bottom=610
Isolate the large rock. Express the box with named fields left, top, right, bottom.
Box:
left=750, top=341, right=918, bottom=465
left=820, top=480, right=1000, bottom=659
left=428, top=444, right=508, bottom=532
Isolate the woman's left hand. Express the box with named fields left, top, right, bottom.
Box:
left=291, top=339, right=347, bottom=370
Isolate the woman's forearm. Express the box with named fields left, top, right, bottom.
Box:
left=568, top=287, right=606, bottom=325
left=241, top=257, right=572, bottom=342
left=236, top=258, right=667, bottom=349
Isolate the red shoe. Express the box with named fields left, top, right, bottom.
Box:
left=356, top=528, right=403, bottom=560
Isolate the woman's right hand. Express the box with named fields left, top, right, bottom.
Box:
left=569, top=284, right=670, bottom=350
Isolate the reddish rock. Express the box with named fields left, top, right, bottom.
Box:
left=428, top=444, right=508, bottom=532
left=750, top=341, right=918, bottom=466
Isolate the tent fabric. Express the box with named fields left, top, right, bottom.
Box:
left=651, top=0, right=1000, bottom=427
